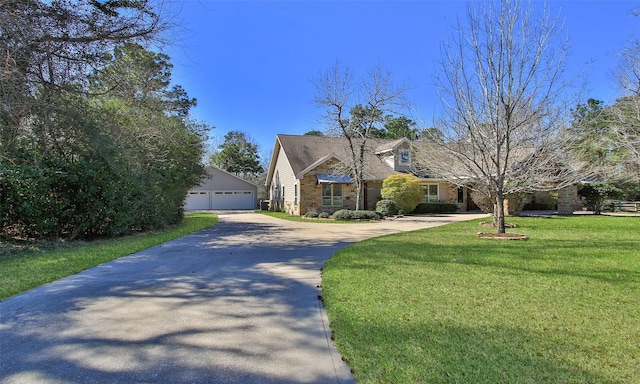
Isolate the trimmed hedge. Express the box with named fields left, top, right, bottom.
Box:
left=305, top=211, right=319, bottom=218
left=332, top=210, right=352, bottom=220
left=332, top=210, right=380, bottom=221
left=413, top=203, right=458, bottom=214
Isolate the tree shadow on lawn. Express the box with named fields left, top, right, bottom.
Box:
left=325, top=229, right=639, bottom=383
left=340, top=319, right=624, bottom=384
left=344, top=234, right=640, bottom=286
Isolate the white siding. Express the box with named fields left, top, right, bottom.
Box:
left=270, top=146, right=296, bottom=202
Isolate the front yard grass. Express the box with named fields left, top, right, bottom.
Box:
left=0, top=212, right=218, bottom=301
left=322, top=215, right=640, bottom=383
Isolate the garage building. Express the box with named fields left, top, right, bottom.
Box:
left=184, top=165, right=258, bottom=210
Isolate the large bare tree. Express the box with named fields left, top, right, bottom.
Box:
left=313, top=62, right=408, bottom=210
left=611, top=42, right=640, bottom=187
left=415, top=0, right=582, bottom=233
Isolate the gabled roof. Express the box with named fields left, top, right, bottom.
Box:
left=374, top=137, right=410, bottom=154
left=193, top=165, right=258, bottom=190
left=266, top=134, right=403, bottom=184
left=295, top=152, right=345, bottom=179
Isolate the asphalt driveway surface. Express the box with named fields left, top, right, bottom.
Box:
left=0, top=211, right=486, bottom=384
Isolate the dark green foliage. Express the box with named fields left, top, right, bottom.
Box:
left=380, top=115, right=419, bottom=140
left=304, top=211, right=319, bottom=218
left=413, top=203, right=458, bottom=214
left=1, top=43, right=207, bottom=240
left=611, top=179, right=640, bottom=201
left=578, top=182, right=623, bottom=214
left=211, top=131, right=263, bottom=178
left=318, top=211, right=330, bottom=219
left=375, top=199, right=399, bottom=216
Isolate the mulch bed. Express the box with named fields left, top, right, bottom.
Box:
left=476, top=232, right=528, bottom=240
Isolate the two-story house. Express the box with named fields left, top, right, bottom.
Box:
left=265, top=134, right=470, bottom=215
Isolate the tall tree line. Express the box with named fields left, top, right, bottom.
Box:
left=1, top=0, right=209, bottom=240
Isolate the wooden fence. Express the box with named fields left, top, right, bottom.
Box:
left=610, top=201, right=640, bottom=212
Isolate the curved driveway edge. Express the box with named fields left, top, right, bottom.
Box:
left=0, top=211, right=486, bottom=384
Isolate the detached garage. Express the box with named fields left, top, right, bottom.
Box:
left=185, top=166, right=258, bottom=210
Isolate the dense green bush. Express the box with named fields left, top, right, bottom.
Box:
left=381, top=174, right=424, bottom=214
left=0, top=44, right=207, bottom=241
left=305, top=211, right=319, bottom=218
left=318, top=211, right=330, bottom=219
left=413, top=203, right=458, bottom=214
left=579, top=182, right=623, bottom=214
left=376, top=199, right=400, bottom=216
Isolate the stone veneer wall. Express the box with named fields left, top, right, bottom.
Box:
left=557, top=185, right=579, bottom=215
left=299, top=161, right=358, bottom=215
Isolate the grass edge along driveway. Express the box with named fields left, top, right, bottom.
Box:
left=322, top=215, right=640, bottom=384
left=0, top=212, right=218, bottom=301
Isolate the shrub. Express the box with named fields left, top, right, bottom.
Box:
left=505, top=193, right=530, bottom=216
left=579, top=182, right=623, bottom=214
left=330, top=210, right=380, bottom=221
left=376, top=199, right=400, bottom=216
left=350, top=210, right=381, bottom=220
left=413, top=203, right=458, bottom=214
left=318, top=211, right=330, bottom=219
left=332, top=209, right=353, bottom=220
left=305, top=211, right=319, bottom=218
left=381, top=174, right=424, bottom=214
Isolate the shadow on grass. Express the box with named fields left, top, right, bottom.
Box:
left=323, top=216, right=640, bottom=383
left=331, top=223, right=640, bottom=285
left=338, top=319, right=621, bottom=383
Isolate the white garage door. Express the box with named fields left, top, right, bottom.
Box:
left=211, top=191, right=255, bottom=210
left=184, top=191, right=210, bottom=210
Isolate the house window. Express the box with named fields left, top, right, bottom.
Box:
left=322, top=184, right=343, bottom=206
left=457, top=187, right=465, bottom=203
left=423, top=184, right=439, bottom=203
left=294, top=184, right=298, bottom=204
left=399, top=149, right=411, bottom=165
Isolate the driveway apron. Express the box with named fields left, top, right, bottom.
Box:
left=0, top=211, right=486, bottom=384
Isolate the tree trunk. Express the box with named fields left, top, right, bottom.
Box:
left=495, top=195, right=506, bottom=234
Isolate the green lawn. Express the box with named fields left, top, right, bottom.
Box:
left=322, top=216, right=640, bottom=383
left=0, top=212, right=218, bottom=301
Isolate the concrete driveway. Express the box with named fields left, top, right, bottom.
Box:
left=0, top=211, right=486, bottom=384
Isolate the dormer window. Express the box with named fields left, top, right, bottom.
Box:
left=399, top=149, right=411, bottom=165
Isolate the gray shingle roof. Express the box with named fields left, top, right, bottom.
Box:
left=275, top=134, right=401, bottom=180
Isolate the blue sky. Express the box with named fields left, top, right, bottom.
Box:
left=165, top=1, right=640, bottom=157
